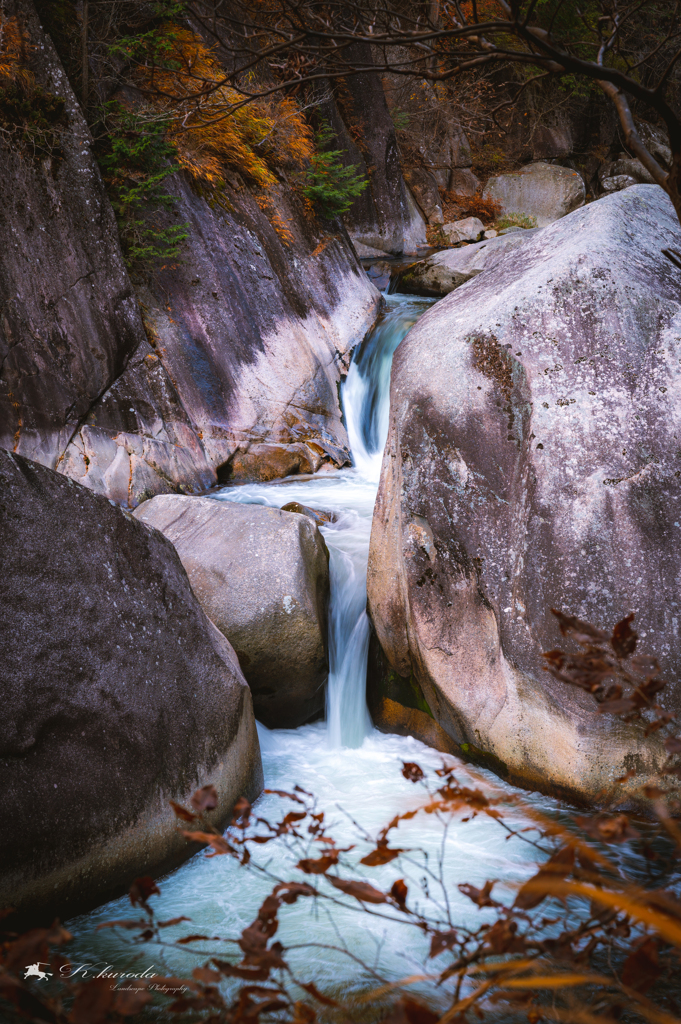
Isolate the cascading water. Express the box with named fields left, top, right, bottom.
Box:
left=71, top=290, right=558, bottom=997
left=215, top=292, right=435, bottom=749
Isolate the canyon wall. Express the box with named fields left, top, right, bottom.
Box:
left=0, top=0, right=381, bottom=506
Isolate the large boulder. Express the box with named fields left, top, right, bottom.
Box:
left=608, top=156, right=656, bottom=185
left=602, top=174, right=638, bottom=194
left=441, top=217, right=485, bottom=245
left=483, top=162, right=585, bottom=226
left=367, top=186, right=681, bottom=805
left=397, top=230, right=540, bottom=296
left=0, top=450, right=262, bottom=923
left=447, top=168, right=481, bottom=197
left=133, top=495, right=330, bottom=729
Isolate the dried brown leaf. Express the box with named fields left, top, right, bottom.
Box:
left=576, top=814, right=640, bottom=843
left=129, top=876, right=160, bottom=908
left=169, top=800, right=196, bottom=821
left=428, top=929, right=458, bottom=958
left=297, top=852, right=339, bottom=874
left=327, top=877, right=388, bottom=903
left=361, top=842, right=404, bottom=866
left=112, top=979, right=151, bottom=1016
left=190, top=784, right=219, bottom=814
left=273, top=881, right=317, bottom=903
left=515, top=847, right=575, bottom=910
left=458, top=879, right=496, bottom=908
left=621, top=937, right=661, bottom=994
left=68, top=977, right=115, bottom=1024
left=551, top=609, right=608, bottom=643
left=402, top=762, right=424, bottom=783
left=611, top=613, right=637, bottom=659
left=391, top=878, right=409, bottom=910
left=300, top=981, right=339, bottom=1006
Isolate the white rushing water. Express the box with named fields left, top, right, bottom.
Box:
left=72, top=292, right=560, bottom=999
left=214, top=293, right=435, bottom=749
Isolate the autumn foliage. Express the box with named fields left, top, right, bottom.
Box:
left=121, top=24, right=313, bottom=189
left=441, top=190, right=502, bottom=226
left=0, top=14, right=32, bottom=90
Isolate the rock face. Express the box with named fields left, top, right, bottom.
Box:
left=0, top=2, right=380, bottom=507
left=60, top=173, right=380, bottom=503
left=484, top=162, right=585, bottom=226
left=367, top=186, right=681, bottom=805
left=447, top=169, right=481, bottom=197
left=398, top=230, right=540, bottom=297
left=323, top=53, right=427, bottom=254
left=0, top=450, right=262, bottom=922
left=0, top=0, right=147, bottom=476
left=133, top=495, right=330, bottom=729
left=402, top=166, right=444, bottom=224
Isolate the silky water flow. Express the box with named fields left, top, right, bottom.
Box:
left=71, top=293, right=562, bottom=1001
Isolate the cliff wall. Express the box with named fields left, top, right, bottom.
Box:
left=0, top=0, right=381, bottom=506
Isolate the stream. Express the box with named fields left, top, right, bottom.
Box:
left=71, top=293, right=562, bottom=1005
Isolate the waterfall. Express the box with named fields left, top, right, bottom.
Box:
left=210, top=293, right=434, bottom=747
left=73, top=292, right=550, bottom=996
left=324, top=295, right=434, bottom=746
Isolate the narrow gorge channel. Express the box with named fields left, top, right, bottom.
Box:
left=70, top=293, right=561, bottom=999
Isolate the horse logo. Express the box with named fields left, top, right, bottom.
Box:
left=23, top=963, right=52, bottom=981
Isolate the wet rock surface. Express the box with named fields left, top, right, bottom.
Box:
left=281, top=501, right=338, bottom=524
left=483, top=161, right=586, bottom=226
left=368, top=186, right=681, bottom=804
left=134, top=495, right=330, bottom=729
left=0, top=449, right=262, bottom=923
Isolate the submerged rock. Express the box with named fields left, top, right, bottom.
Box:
left=134, top=495, right=330, bottom=729
left=281, top=501, right=338, bottom=524
left=0, top=450, right=262, bottom=923
left=397, top=230, right=540, bottom=297
left=483, top=162, right=585, bottom=226
left=367, top=185, right=681, bottom=805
